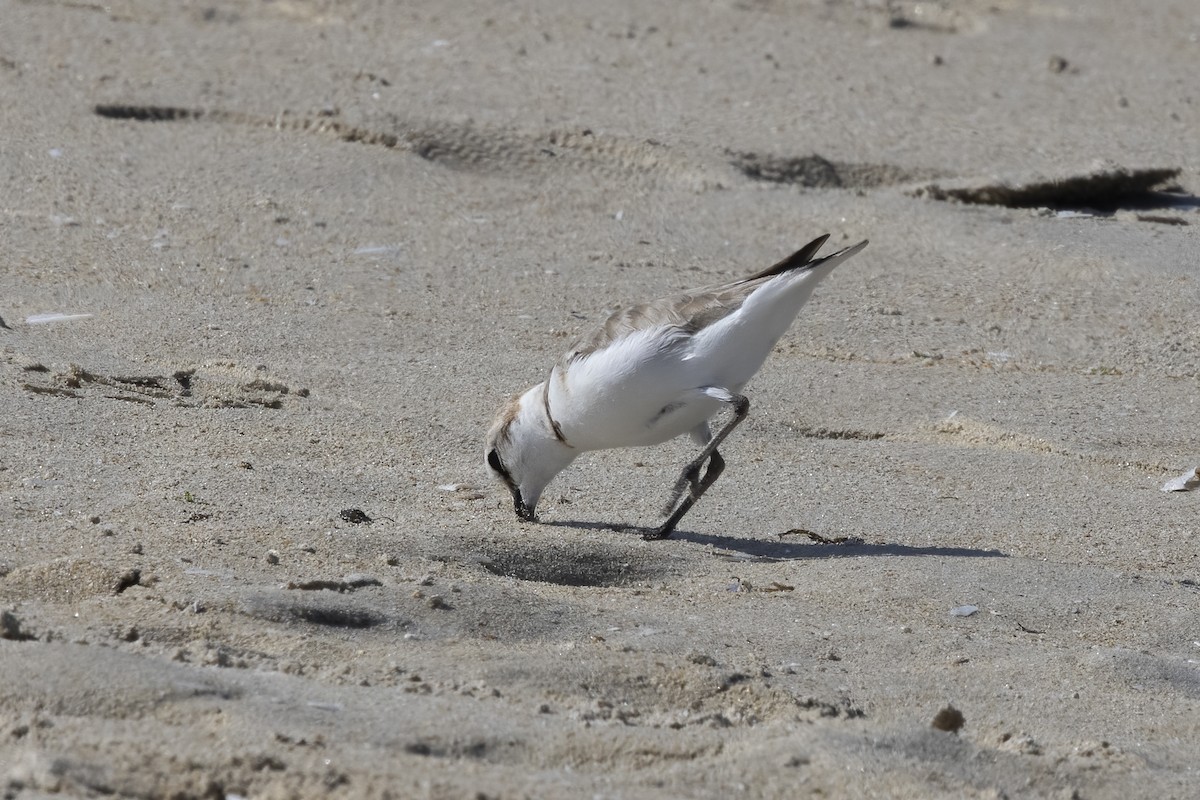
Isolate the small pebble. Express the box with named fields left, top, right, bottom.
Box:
left=340, top=508, right=372, bottom=525
left=931, top=705, right=965, bottom=733
left=1, top=610, right=34, bottom=641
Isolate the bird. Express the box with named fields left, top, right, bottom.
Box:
left=485, top=233, right=868, bottom=540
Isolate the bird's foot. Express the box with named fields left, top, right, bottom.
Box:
left=641, top=526, right=673, bottom=541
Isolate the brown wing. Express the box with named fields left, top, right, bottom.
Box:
left=564, top=234, right=833, bottom=363
left=564, top=285, right=749, bottom=362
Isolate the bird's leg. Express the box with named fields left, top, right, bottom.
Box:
left=662, top=460, right=704, bottom=516
left=644, top=389, right=749, bottom=541
left=648, top=449, right=725, bottom=538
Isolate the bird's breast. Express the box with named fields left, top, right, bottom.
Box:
left=548, top=329, right=737, bottom=451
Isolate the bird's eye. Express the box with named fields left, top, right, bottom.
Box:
left=486, top=448, right=504, bottom=473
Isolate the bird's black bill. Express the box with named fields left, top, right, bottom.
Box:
left=488, top=447, right=534, bottom=521
left=514, top=491, right=537, bottom=523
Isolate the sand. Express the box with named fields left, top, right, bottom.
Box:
left=2, top=1, right=1198, bottom=797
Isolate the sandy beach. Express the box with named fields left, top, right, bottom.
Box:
left=2, top=1, right=1198, bottom=797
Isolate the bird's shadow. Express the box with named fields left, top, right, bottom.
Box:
left=543, top=519, right=1008, bottom=561
left=672, top=530, right=1007, bottom=561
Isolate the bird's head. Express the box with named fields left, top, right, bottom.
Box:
left=484, top=383, right=577, bottom=523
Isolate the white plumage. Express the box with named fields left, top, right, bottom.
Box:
left=486, top=234, right=868, bottom=539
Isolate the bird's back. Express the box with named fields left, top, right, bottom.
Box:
left=550, top=236, right=866, bottom=449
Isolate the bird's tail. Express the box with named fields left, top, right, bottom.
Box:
left=743, top=235, right=868, bottom=283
